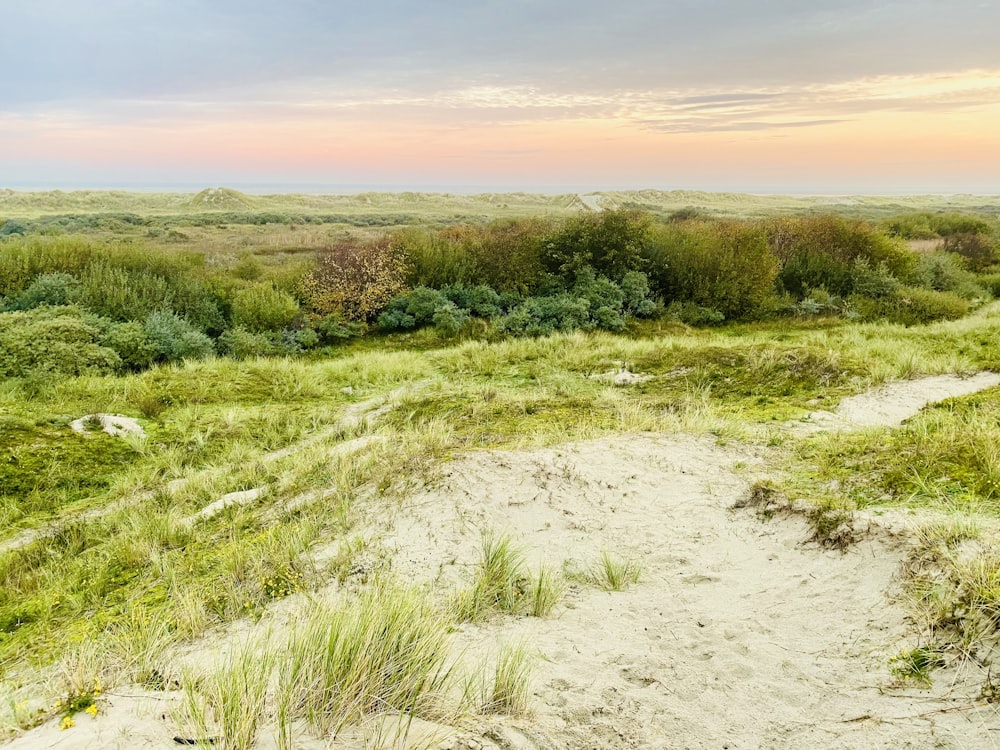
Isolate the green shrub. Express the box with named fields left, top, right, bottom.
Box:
left=665, top=301, right=725, bottom=326
left=77, top=262, right=172, bottom=321
left=12, top=272, right=81, bottom=310
left=848, top=286, right=970, bottom=325
left=312, top=313, right=365, bottom=343
left=101, top=321, right=158, bottom=370
left=500, top=295, right=591, bottom=336
left=850, top=258, right=899, bottom=299
left=230, top=283, right=299, bottom=332
left=301, top=237, right=408, bottom=322
left=647, top=221, right=778, bottom=319
left=217, top=327, right=286, bottom=359
left=769, top=216, right=913, bottom=298
left=540, top=209, right=650, bottom=282
left=978, top=273, right=1000, bottom=298
left=620, top=271, right=658, bottom=316
left=0, top=307, right=121, bottom=377
left=943, top=232, right=998, bottom=272
left=463, top=218, right=550, bottom=294
left=377, top=287, right=452, bottom=331
left=912, top=253, right=987, bottom=299
left=431, top=301, right=470, bottom=335
left=395, top=226, right=478, bottom=289
left=440, top=284, right=503, bottom=317
left=143, top=311, right=215, bottom=362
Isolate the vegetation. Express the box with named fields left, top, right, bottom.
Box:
left=3, top=189, right=1000, bottom=740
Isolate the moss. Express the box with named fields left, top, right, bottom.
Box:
left=0, top=426, right=138, bottom=515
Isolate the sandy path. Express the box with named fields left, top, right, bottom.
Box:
left=797, top=372, right=1000, bottom=432
left=379, top=436, right=998, bottom=749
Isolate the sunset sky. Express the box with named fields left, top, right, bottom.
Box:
left=3, top=1, right=1000, bottom=193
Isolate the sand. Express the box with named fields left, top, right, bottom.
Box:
left=6, top=374, right=1000, bottom=749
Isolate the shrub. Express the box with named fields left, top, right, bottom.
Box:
left=620, top=271, right=658, bottom=317
left=230, top=283, right=300, bottom=332
left=101, top=321, right=158, bottom=370
left=850, top=258, right=899, bottom=299
left=377, top=287, right=449, bottom=331
left=665, top=301, right=725, bottom=326
left=394, top=226, right=477, bottom=289
left=500, top=295, right=591, bottom=337
left=0, top=307, right=122, bottom=377
left=943, top=232, right=998, bottom=272
left=647, top=222, right=778, bottom=319
left=540, top=209, right=650, bottom=282
left=769, top=216, right=913, bottom=297
left=912, top=253, right=987, bottom=299
left=217, top=327, right=283, bottom=359
left=302, top=237, right=408, bottom=321
left=144, top=311, right=215, bottom=362
left=431, top=301, right=470, bottom=335
left=440, top=284, right=503, bottom=318
left=464, top=218, right=550, bottom=294
left=848, top=286, right=970, bottom=325
left=12, top=272, right=81, bottom=309
left=77, top=262, right=172, bottom=321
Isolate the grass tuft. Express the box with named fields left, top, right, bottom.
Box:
left=480, top=643, right=534, bottom=716
left=591, top=550, right=642, bottom=591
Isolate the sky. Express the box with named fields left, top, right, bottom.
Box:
left=2, top=0, right=1000, bottom=194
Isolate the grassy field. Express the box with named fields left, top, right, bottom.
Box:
left=2, top=191, right=1000, bottom=746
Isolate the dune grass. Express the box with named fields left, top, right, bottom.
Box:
left=3, top=305, right=1000, bottom=729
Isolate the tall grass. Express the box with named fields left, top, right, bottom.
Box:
left=277, top=586, right=455, bottom=737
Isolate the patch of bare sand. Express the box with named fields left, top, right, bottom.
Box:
left=797, top=372, right=1000, bottom=432
left=373, top=435, right=999, bottom=749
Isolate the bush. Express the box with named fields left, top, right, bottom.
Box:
left=12, top=272, right=81, bottom=310
left=848, top=286, right=970, bottom=325
left=769, top=216, right=913, bottom=298
left=665, top=301, right=725, bottom=326
left=101, top=321, right=158, bottom=370
left=500, top=295, right=591, bottom=336
left=850, top=258, right=899, bottom=299
left=911, top=253, right=987, bottom=299
left=620, top=271, right=658, bottom=317
left=942, top=232, right=998, bottom=271
left=144, top=311, right=215, bottom=362
left=440, top=284, right=503, bottom=318
left=540, top=209, right=650, bottom=282
left=463, top=219, right=550, bottom=294
left=377, top=287, right=470, bottom=334
left=0, top=307, right=121, bottom=377
left=301, top=237, right=408, bottom=322
left=395, top=227, right=478, bottom=289
left=647, top=222, right=778, bottom=319
left=217, top=327, right=286, bottom=359
left=431, top=301, right=471, bottom=335
left=230, top=283, right=300, bottom=332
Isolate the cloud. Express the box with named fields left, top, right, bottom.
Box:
left=4, top=0, right=1000, bottom=111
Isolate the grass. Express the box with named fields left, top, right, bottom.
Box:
left=480, top=643, right=534, bottom=716
left=179, top=639, right=273, bottom=750
left=591, top=550, right=642, bottom=592
left=453, top=533, right=564, bottom=621
left=4, top=288, right=1000, bottom=736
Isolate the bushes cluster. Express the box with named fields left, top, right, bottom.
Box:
left=1, top=207, right=998, bottom=378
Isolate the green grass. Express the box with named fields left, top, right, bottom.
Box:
left=3, top=292, right=1000, bottom=734
left=591, top=550, right=642, bottom=592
